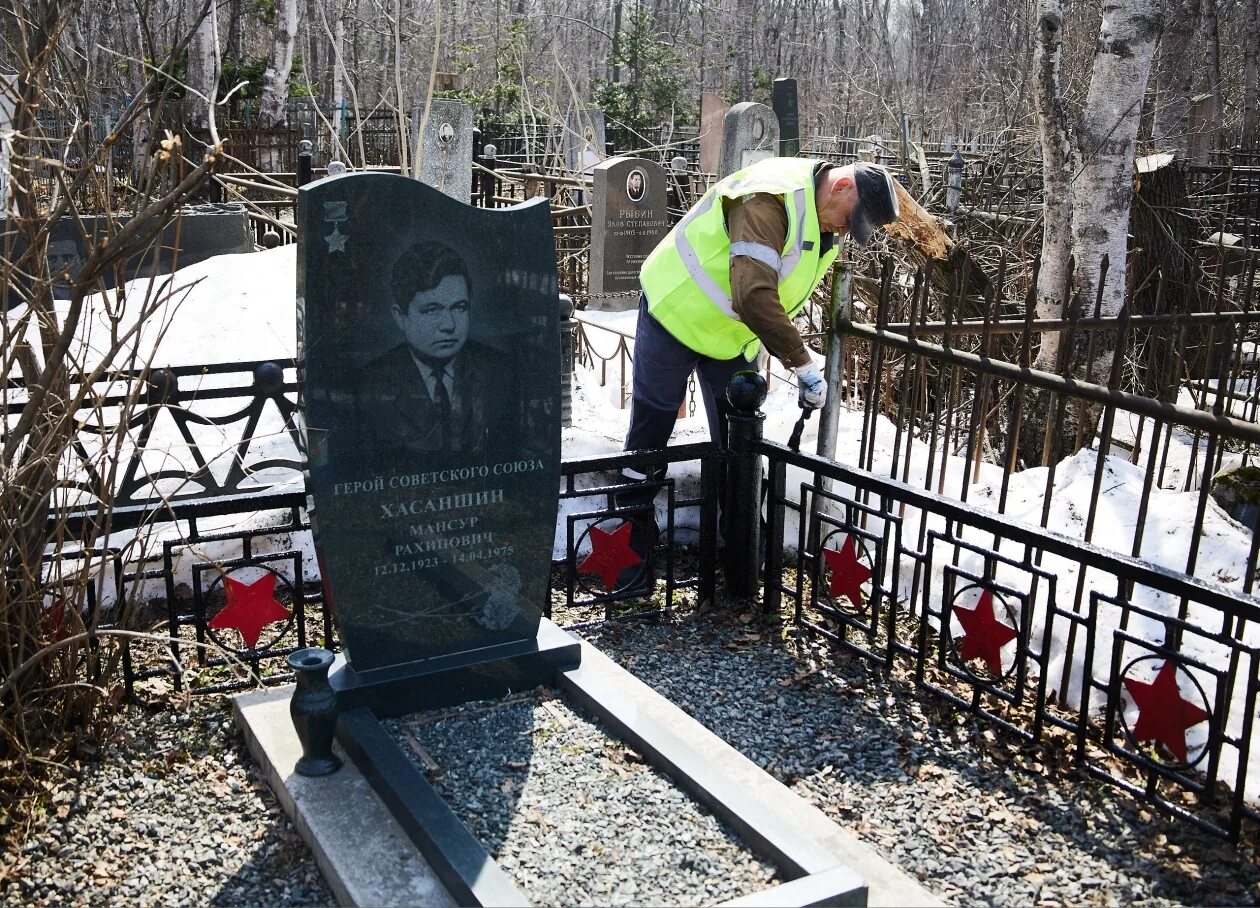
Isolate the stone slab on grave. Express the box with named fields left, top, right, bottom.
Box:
left=588, top=155, right=670, bottom=312
left=721, top=101, right=780, bottom=178
left=409, top=98, right=474, bottom=203
left=2, top=204, right=253, bottom=307
left=274, top=172, right=905, bottom=908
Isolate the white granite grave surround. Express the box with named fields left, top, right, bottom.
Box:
left=233, top=687, right=456, bottom=908
left=236, top=631, right=943, bottom=907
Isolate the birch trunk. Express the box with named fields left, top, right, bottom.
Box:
left=1032, top=0, right=1073, bottom=371
left=1071, top=0, right=1161, bottom=326
left=184, top=4, right=216, bottom=129
left=1057, top=0, right=1160, bottom=455
left=1150, top=0, right=1201, bottom=160
left=259, top=0, right=298, bottom=171
left=331, top=6, right=346, bottom=155
left=260, top=0, right=298, bottom=127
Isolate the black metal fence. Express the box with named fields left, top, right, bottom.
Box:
left=752, top=430, right=1259, bottom=842
left=20, top=235, right=1260, bottom=841
left=829, top=252, right=1260, bottom=587
left=22, top=356, right=716, bottom=697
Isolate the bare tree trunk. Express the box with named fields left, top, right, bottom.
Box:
left=1071, top=0, right=1161, bottom=326
left=1032, top=0, right=1073, bottom=371
left=1150, top=0, right=1201, bottom=160
left=331, top=4, right=346, bottom=154
left=226, top=0, right=245, bottom=63
left=737, top=0, right=751, bottom=100
left=260, top=0, right=299, bottom=127
left=1244, top=0, right=1260, bottom=144
left=259, top=0, right=298, bottom=171
left=1051, top=0, right=1162, bottom=456
left=1201, top=0, right=1223, bottom=134
left=184, top=3, right=216, bottom=130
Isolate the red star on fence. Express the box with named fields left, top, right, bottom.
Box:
left=578, top=522, right=642, bottom=591
left=955, top=589, right=1018, bottom=676
left=822, top=535, right=872, bottom=609
left=1123, top=660, right=1209, bottom=763
left=41, top=602, right=73, bottom=642
left=208, top=573, right=291, bottom=650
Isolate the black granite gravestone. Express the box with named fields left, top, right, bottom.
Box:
left=297, top=173, right=569, bottom=686
left=588, top=156, right=669, bottom=310
left=772, top=78, right=800, bottom=158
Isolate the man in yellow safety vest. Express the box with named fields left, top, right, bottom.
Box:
left=616, top=157, right=901, bottom=577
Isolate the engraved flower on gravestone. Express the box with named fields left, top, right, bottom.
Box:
left=478, top=564, right=522, bottom=631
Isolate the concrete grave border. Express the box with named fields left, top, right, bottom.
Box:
left=237, top=620, right=942, bottom=907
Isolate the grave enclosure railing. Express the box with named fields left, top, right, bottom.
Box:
left=20, top=252, right=1260, bottom=842
left=740, top=252, right=1260, bottom=842
left=750, top=432, right=1260, bottom=842
left=834, top=253, right=1260, bottom=585
left=21, top=358, right=716, bottom=696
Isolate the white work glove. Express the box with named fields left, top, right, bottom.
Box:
left=795, top=361, right=826, bottom=410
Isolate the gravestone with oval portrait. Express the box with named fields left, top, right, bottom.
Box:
left=588, top=156, right=670, bottom=312
left=409, top=98, right=474, bottom=203
left=563, top=105, right=605, bottom=176
left=297, top=172, right=572, bottom=694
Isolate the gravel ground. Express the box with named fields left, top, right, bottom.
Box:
left=387, top=692, right=777, bottom=906
left=0, top=693, right=332, bottom=908
left=4, top=609, right=1257, bottom=907
left=583, top=615, right=1260, bottom=907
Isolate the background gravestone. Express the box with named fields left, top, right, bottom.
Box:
left=3, top=204, right=253, bottom=307
left=563, top=105, right=605, bottom=175
left=589, top=156, right=670, bottom=312
left=297, top=172, right=561, bottom=672
left=699, top=92, right=730, bottom=175
left=1188, top=93, right=1217, bottom=166
left=410, top=98, right=474, bottom=203
left=772, top=78, right=800, bottom=157
left=720, top=102, right=779, bottom=178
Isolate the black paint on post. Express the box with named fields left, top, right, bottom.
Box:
left=724, top=372, right=767, bottom=602
left=297, top=173, right=563, bottom=673
left=297, top=139, right=314, bottom=187
left=772, top=79, right=800, bottom=158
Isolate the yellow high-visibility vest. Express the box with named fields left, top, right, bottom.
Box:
left=640, top=156, right=838, bottom=361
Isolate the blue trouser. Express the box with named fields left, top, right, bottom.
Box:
left=623, top=295, right=750, bottom=457
left=620, top=295, right=752, bottom=554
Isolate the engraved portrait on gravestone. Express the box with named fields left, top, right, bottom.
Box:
left=47, top=237, right=83, bottom=285
left=354, top=241, right=520, bottom=463
left=626, top=168, right=646, bottom=203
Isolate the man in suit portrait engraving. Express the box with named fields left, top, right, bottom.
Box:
left=357, top=241, right=516, bottom=461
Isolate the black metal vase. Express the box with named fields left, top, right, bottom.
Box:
left=287, top=648, right=343, bottom=777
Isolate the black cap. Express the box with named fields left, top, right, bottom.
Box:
left=849, top=163, right=900, bottom=246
